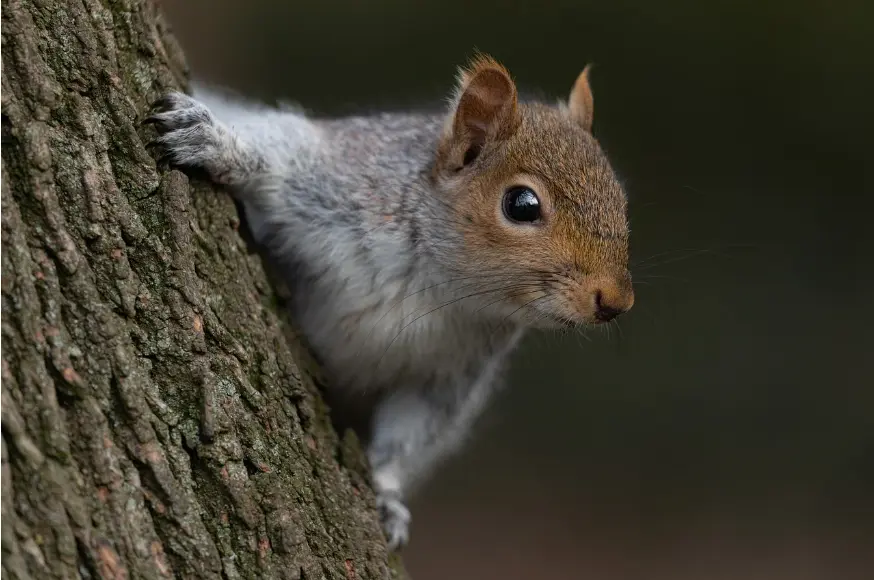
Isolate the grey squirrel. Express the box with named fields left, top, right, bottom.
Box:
left=146, top=54, right=634, bottom=550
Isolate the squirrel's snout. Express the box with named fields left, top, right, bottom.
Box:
left=593, top=290, right=631, bottom=322
left=587, top=275, right=634, bottom=323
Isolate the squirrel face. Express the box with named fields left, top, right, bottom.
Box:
left=433, top=55, right=633, bottom=327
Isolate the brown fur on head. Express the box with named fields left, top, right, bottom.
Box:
left=433, top=54, right=633, bottom=327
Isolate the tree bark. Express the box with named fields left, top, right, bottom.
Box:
left=1, top=1, right=405, bottom=578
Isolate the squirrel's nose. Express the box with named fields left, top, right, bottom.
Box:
left=593, top=284, right=634, bottom=323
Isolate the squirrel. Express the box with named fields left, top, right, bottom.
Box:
left=146, top=54, right=634, bottom=551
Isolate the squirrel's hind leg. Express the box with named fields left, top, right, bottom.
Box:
left=367, top=378, right=495, bottom=550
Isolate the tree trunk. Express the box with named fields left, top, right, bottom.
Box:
left=1, top=1, right=405, bottom=578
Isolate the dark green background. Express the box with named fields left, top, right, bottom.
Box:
left=164, top=1, right=874, bottom=577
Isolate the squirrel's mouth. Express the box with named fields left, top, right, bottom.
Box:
left=533, top=305, right=613, bottom=329
left=528, top=310, right=581, bottom=330
left=545, top=315, right=614, bottom=331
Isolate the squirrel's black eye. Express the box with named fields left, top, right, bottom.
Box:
left=502, top=186, right=541, bottom=223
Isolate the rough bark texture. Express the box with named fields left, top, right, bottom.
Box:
left=1, top=1, right=406, bottom=578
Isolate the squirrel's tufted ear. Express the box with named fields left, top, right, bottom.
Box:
left=568, top=65, right=594, bottom=132
left=443, top=54, right=519, bottom=167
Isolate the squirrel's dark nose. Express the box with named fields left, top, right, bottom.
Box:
left=594, top=289, right=632, bottom=323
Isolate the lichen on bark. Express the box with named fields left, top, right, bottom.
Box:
left=1, top=0, right=405, bottom=578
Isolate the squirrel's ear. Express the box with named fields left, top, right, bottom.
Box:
left=445, top=55, right=519, bottom=164
left=568, top=65, right=594, bottom=132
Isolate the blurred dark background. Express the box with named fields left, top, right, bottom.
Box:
left=162, top=1, right=874, bottom=578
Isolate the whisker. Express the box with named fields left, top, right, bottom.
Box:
left=373, top=285, right=546, bottom=371
left=490, top=293, right=550, bottom=337
left=633, top=243, right=757, bottom=271
left=363, top=272, right=546, bottom=341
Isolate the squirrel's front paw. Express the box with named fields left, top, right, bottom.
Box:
left=144, top=92, right=226, bottom=179
left=376, top=491, right=411, bottom=551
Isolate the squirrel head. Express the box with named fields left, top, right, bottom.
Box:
left=432, top=54, right=633, bottom=327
